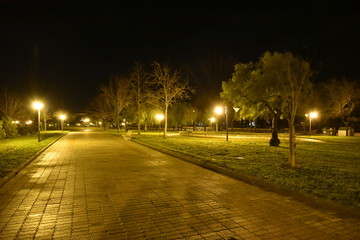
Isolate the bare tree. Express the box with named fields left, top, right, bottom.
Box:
left=89, top=92, right=112, bottom=130
left=130, top=61, right=150, bottom=135
left=0, top=89, right=24, bottom=119
left=150, top=62, right=193, bottom=138
left=324, top=77, right=358, bottom=136
left=101, top=75, right=133, bottom=133
left=41, top=106, right=51, bottom=131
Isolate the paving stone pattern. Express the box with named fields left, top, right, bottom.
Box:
left=0, top=132, right=359, bottom=240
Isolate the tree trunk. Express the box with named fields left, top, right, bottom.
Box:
left=164, top=106, right=168, bottom=139
left=269, top=115, right=280, bottom=146
left=345, top=123, right=349, bottom=136
left=344, top=115, right=349, bottom=136
left=288, top=121, right=296, bottom=168
left=117, top=115, right=120, bottom=133
left=137, top=102, right=141, bottom=135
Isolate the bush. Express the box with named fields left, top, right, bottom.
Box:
left=0, top=121, right=6, bottom=139
left=2, top=117, right=18, bottom=138
left=18, top=126, right=29, bottom=136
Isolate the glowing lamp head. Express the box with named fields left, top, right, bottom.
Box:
left=60, top=114, right=66, bottom=120
left=156, top=114, right=164, bottom=120
left=33, top=102, right=44, bottom=110
left=210, top=117, right=216, bottom=123
left=309, top=112, right=318, bottom=119
left=215, top=106, right=223, bottom=115
left=83, top=118, right=90, bottom=123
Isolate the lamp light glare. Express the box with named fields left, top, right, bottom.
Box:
left=156, top=114, right=164, bottom=120
left=33, top=102, right=44, bottom=110
left=215, top=106, right=223, bottom=115
left=309, top=112, right=318, bottom=118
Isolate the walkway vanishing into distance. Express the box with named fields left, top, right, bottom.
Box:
left=0, top=131, right=359, bottom=239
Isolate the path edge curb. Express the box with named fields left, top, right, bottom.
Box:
left=0, top=132, right=69, bottom=188
left=132, top=138, right=360, bottom=220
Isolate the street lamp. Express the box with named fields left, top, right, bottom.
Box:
left=210, top=117, right=215, bottom=130
left=214, top=106, right=222, bottom=132
left=214, top=106, right=228, bottom=141
left=59, top=114, right=66, bottom=131
left=33, top=101, right=44, bottom=142
left=225, top=106, right=228, bottom=141
left=305, top=112, right=318, bottom=135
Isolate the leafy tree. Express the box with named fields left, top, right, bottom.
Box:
left=101, top=75, right=133, bottom=133
left=261, top=51, right=313, bottom=167
left=149, top=62, right=193, bottom=138
left=323, top=77, right=358, bottom=136
left=221, top=61, right=286, bottom=146
left=0, top=120, right=6, bottom=139
left=222, top=51, right=314, bottom=167
left=2, top=117, right=18, bottom=138
left=168, top=103, right=195, bottom=130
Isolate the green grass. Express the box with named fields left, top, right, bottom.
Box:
left=0, top=131, right=67, bottom=179
left=132, top=131, right=360, bottom=209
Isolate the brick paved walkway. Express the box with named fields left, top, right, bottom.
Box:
left=0, top=132, right=359, bottom=240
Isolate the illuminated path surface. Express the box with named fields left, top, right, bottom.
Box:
left=0, top=132, right=359, bottom=240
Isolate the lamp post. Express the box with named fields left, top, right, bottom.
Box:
left=215, top=106, right=228, bottom=141
left=214, top=107, right=222, bottom=132
left=225, top=106, right=228, bottom=141
left=33, top=102, right=44, bottom=142
left=305, top=112, right=318, bottom=135
left=192, top=110, right=196, bottom=131
left=60, top=114, right=66, bottom=131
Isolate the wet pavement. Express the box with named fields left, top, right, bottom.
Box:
left=0, top=131, right=359, bottom=239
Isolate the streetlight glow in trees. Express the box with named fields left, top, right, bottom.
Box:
left=33, top=102, right=44, bottom=142
left=83, top=118, right=90, bottom=130
left=156, top=114, right=164, bottom=132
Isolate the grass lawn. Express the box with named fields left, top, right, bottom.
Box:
left=130, top=131, right=360, bottom=209
left=0, top=131, right=67, bottom=179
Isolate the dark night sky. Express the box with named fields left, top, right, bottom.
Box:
left=0, top=1, right=359, bottom=113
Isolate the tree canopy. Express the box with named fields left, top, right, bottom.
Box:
left=222, top=51, right=314, bottom=167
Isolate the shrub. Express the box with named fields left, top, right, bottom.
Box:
left=2, top=117, right=18, bottom=138
left=0, top=120, right=6, bottom=139
left=18, top=126, right=29, bottom=136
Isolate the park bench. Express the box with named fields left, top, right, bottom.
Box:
left=122, top=130, right=133, bottom=141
